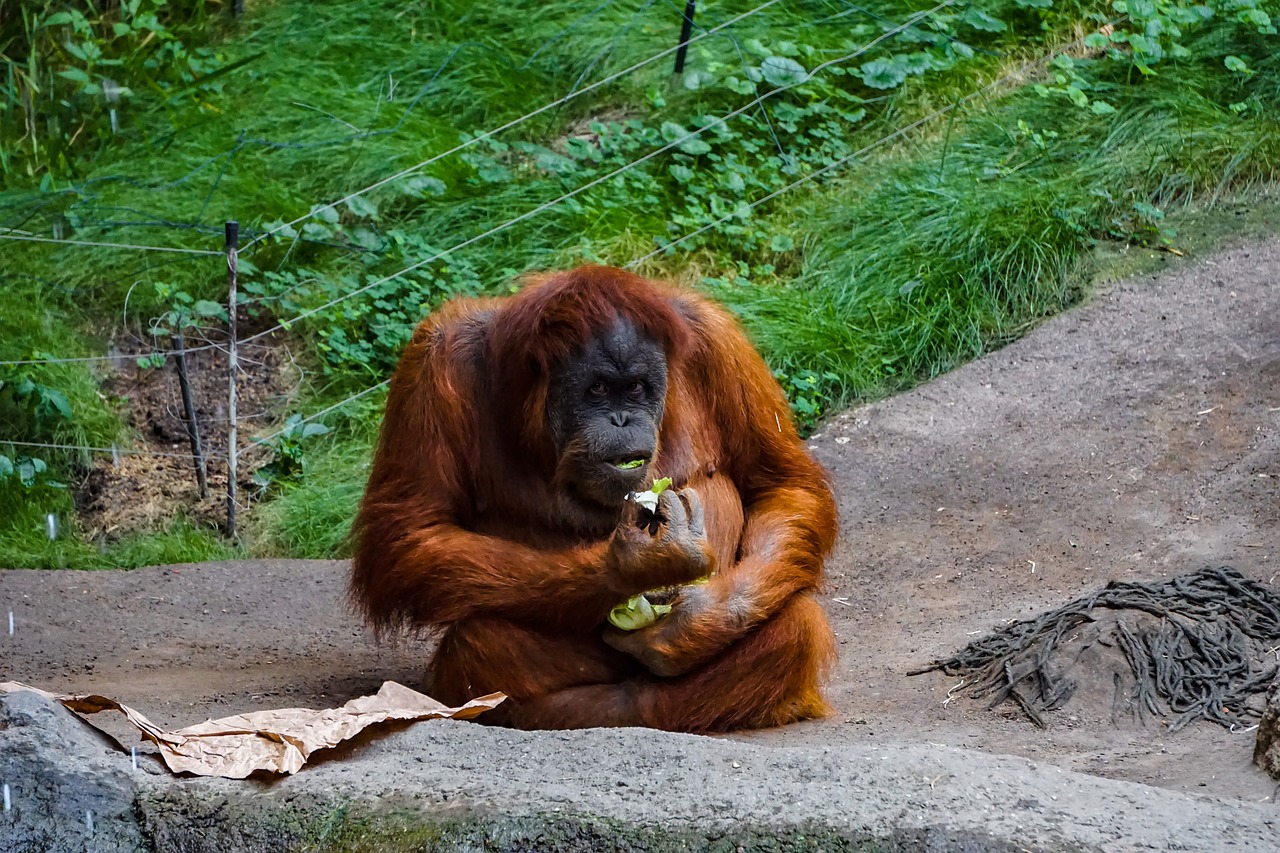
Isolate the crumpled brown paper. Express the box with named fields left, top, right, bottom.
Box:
left=0, top=680, right=504, bottom=778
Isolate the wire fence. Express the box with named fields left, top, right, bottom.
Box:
left=0, top=5, right=1121, bottom=538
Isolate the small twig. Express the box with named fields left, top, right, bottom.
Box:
left=942, top=678, right=966, bottom=707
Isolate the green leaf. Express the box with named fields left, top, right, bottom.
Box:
left=40, top=389, right=73, bottom=421
left=760, top=56, right=808, bottom=87
left=17, top=458, right=40, bottom=486
left=310, top=204, right=341, bottom=225
left=262, top=219, right=298, bottom=240
left=57, top=68, right=91, bottom=84
left=1014, top=0, right=1053, bottom=7
left=961, top=8, right=1007, bottom=31
left=901, top=52, right=933, bottom=76
left=608, top=594, right=662, bottom=631
left=860, top=58, right=906, bottom=89
left=669, top=164, right=695, bottom=184
left=682, top=69, right=715, bottom=90
left=770, top=234, right=795, bottom=252
left=477, top=164, right=511, bottom=183
left=1133, top=201, right=1164, bottom=221
left=660, top=121, right=688, bottom=142
left=43, top=12, right=75, bottom=26
left=301, top=423, right=331, bottom=438
left=401, top=175, right=447, bottom=197
left=193, top=299, right=226, bottom=318
left=1090, top=99, right=1117, bottom=115
left=344, top=195, right=380, bottom=220
left=1224, top=55, right=1249, bottom=73
left=533, top=149, right=577, bottom=174
left=0, top=455, right=13, bottom=478
left=678, top=137, right=712, bottom=156
left=1243, top=9, right=1272, bottom=29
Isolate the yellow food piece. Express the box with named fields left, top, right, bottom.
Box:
left=608, top=594, right=673, bottom=631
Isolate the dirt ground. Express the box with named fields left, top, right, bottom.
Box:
left=75, top=325, right=296, bottom=540
left=1, top=235, right=1279, bottom=814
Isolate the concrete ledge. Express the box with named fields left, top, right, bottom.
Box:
left=5, top=691, right=1277, bottom=852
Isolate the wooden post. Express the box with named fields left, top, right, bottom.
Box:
left=674, top=1, right=697, bottom=74
left=171, top=332, right=208, bottom=498
left=225, top=221, right=239, bottom=538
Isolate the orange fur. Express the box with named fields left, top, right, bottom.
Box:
left=351, top=265, right=837, bottom=732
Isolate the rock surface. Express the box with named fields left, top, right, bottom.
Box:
left=1254, top=678, right=1280, bottom=778
left=4, top=689, right=1280, bottom=852
left=0, top=690, right=142, bottom=853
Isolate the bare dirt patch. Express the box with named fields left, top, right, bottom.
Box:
left=1, top=236, right=1279, bottom=827
left=74, top=328, right=297, bottom=540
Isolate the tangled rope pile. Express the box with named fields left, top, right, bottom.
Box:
left=911, top=566, right=1280, bottom=731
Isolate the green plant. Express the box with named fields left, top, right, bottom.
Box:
left=135, top=282, right=229, bottom=367
left=1, top=0, right=1278, bottom=562
left=773, top=368, right=840, bottom=435
left=0, top=0, right=234, bottom=181
left=251, top=414, right=331, bottom=490
left=0, top=453, right=63, bottom=489
left=0, top=372, right=74, bottom=436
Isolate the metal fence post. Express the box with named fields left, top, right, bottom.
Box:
left=225, top=221, right=239, bottom=538
left=674, top=1, right=697, bottom=74
left=171, top=332, right=208, bottom=497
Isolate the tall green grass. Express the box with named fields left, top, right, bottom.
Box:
left=735, top=35, right=1280, bottom=403
left=2, top=1, right=1279, bottom=563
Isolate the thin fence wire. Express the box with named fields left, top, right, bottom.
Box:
left=0, top=0, right=783, bottom=371
left=240, top=0, right=786, bottom=251
left=238, top=379, right=389, bottom=455
left=3, top=15, right=1121, bottom=476
left=0, top=439, right=206, bottom=461
left=0, top=335, right=276, bottom=368
left=218, top=17, right=1118, bottom=462
left=0, top=233, right=222, bottom=255
left=632, top=21, right=1123, bottom=266
left=233, top=0, right=956, bottom=352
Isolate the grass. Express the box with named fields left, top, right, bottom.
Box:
left=0, top=485, right=231, bottom=569
left=250, top=425, right=378, bottom=559
left=736, top=44, right=1280, bottom=402
left=1, top=1, right=1278, bottom=564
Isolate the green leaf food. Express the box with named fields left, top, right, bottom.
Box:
left=609, top=477, right=680, bottom=630
left=629, top=476, right=672, bottom=513
left=608, top=594, right=674, bottom=631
